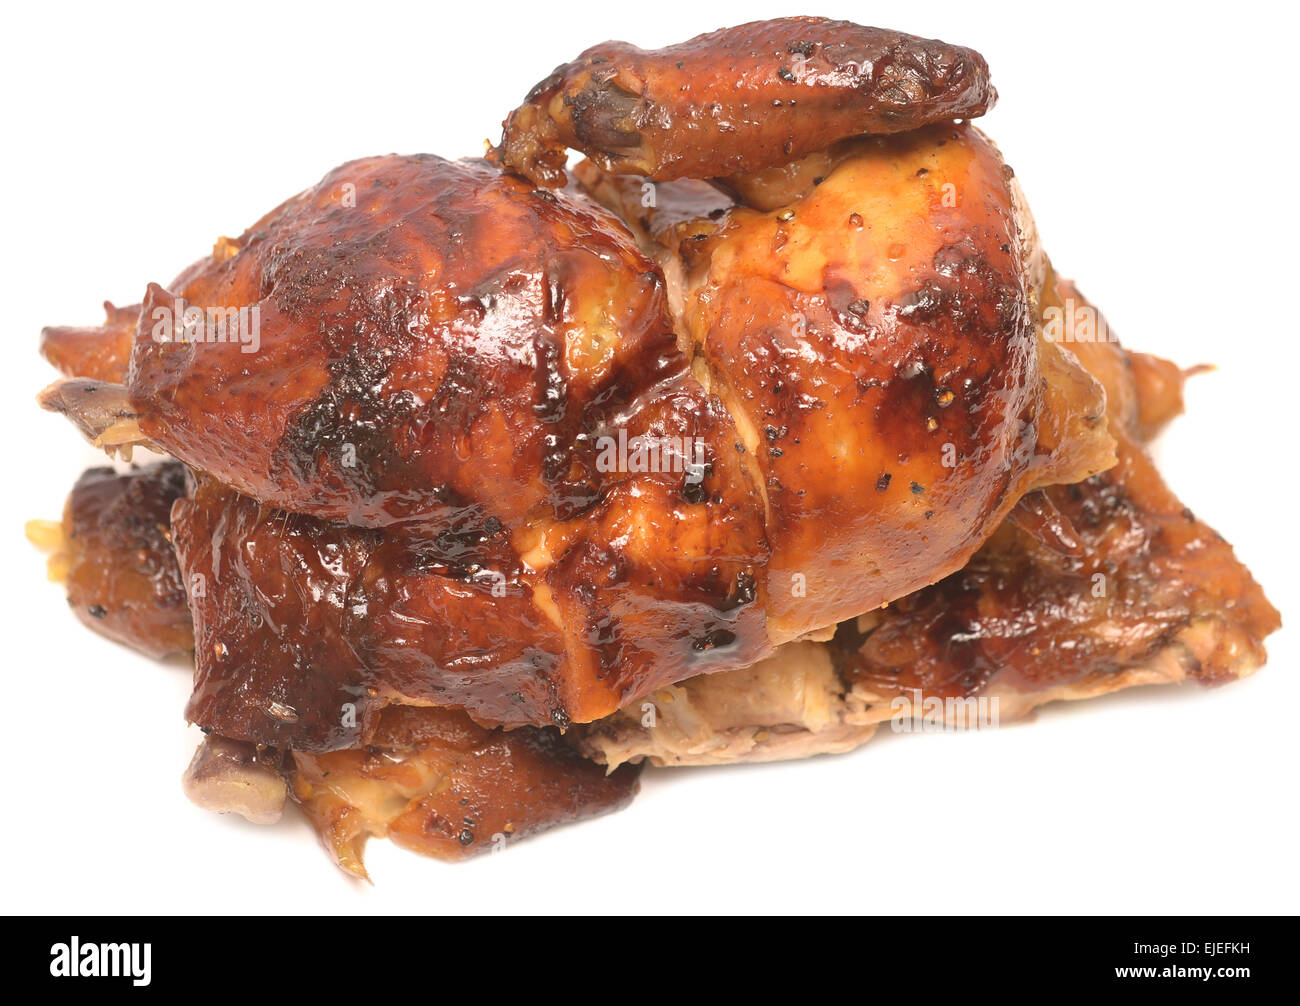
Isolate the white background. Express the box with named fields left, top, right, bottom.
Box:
left=1, top=1, right=1296, bottom=915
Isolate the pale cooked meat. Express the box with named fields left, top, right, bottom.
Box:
left=181, top=735, right=287, bottom=825
left=576, top=641, right=878, bottom=766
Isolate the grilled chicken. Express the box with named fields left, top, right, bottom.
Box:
left=31, top=16, right=1278, bottom=873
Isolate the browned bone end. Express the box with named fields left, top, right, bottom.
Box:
left=38, top=378, right=147, bottom=456
left=182, top=736, right=287, bottom=826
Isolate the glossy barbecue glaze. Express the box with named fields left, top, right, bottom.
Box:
left=577, top=319, right=1281, bottom=768
left=40, top=301, right=139, bottom=384
left=495, top=17, right=995, bottom=186
left=44, top=154, right=775, bottom=735
left=579, top=123, right=1114, bottom=641
left=36, top=462, right=192, bottom=659
left=171, top=450, right=767, bottom=746
left=173, top=473, right=565, bottom=747
left=31, top=20, right=1280, bottom=872
left=833, top=283, right=1281, bottom=704
left=290, top=705, right=640, bottom=876
left=128, top=154, right=702, bottom=530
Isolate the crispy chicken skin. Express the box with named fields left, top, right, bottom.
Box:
left=578, top=285, right=1281, bottom=767
left=494, top=17, right=995, bottom=187
left=28, top=462, right=192, bottom=659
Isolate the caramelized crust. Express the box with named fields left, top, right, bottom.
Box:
left=580, top=124, right=1114, bottom=641
left=126, top=154, right=699, bottom=530
left=840, top=285, right=1279, bottom=701
left=579, top=308, right=1279, bottom=767
left=38, top=462, right=192, bottom=659
left=47, top=132, right=1112, bottom=735
left=172, top=474, right=568, bottom=747
left=171, top=449, right=767, bottom=746
left=289, top=705, right=640, bottom=876
left=29, top=17, right=1281, bottom=877
left=494, top=17, right=995, bottom=186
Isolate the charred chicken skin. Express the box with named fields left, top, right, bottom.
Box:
left=33, top=17, right=1277, bottom=871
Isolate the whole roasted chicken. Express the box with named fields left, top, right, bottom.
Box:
left=33, top=17, right=1278, bottom=875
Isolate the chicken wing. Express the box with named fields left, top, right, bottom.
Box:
left=494, top=17, right=995, bottom=186
left=27, top=461, right=192, bottom=659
